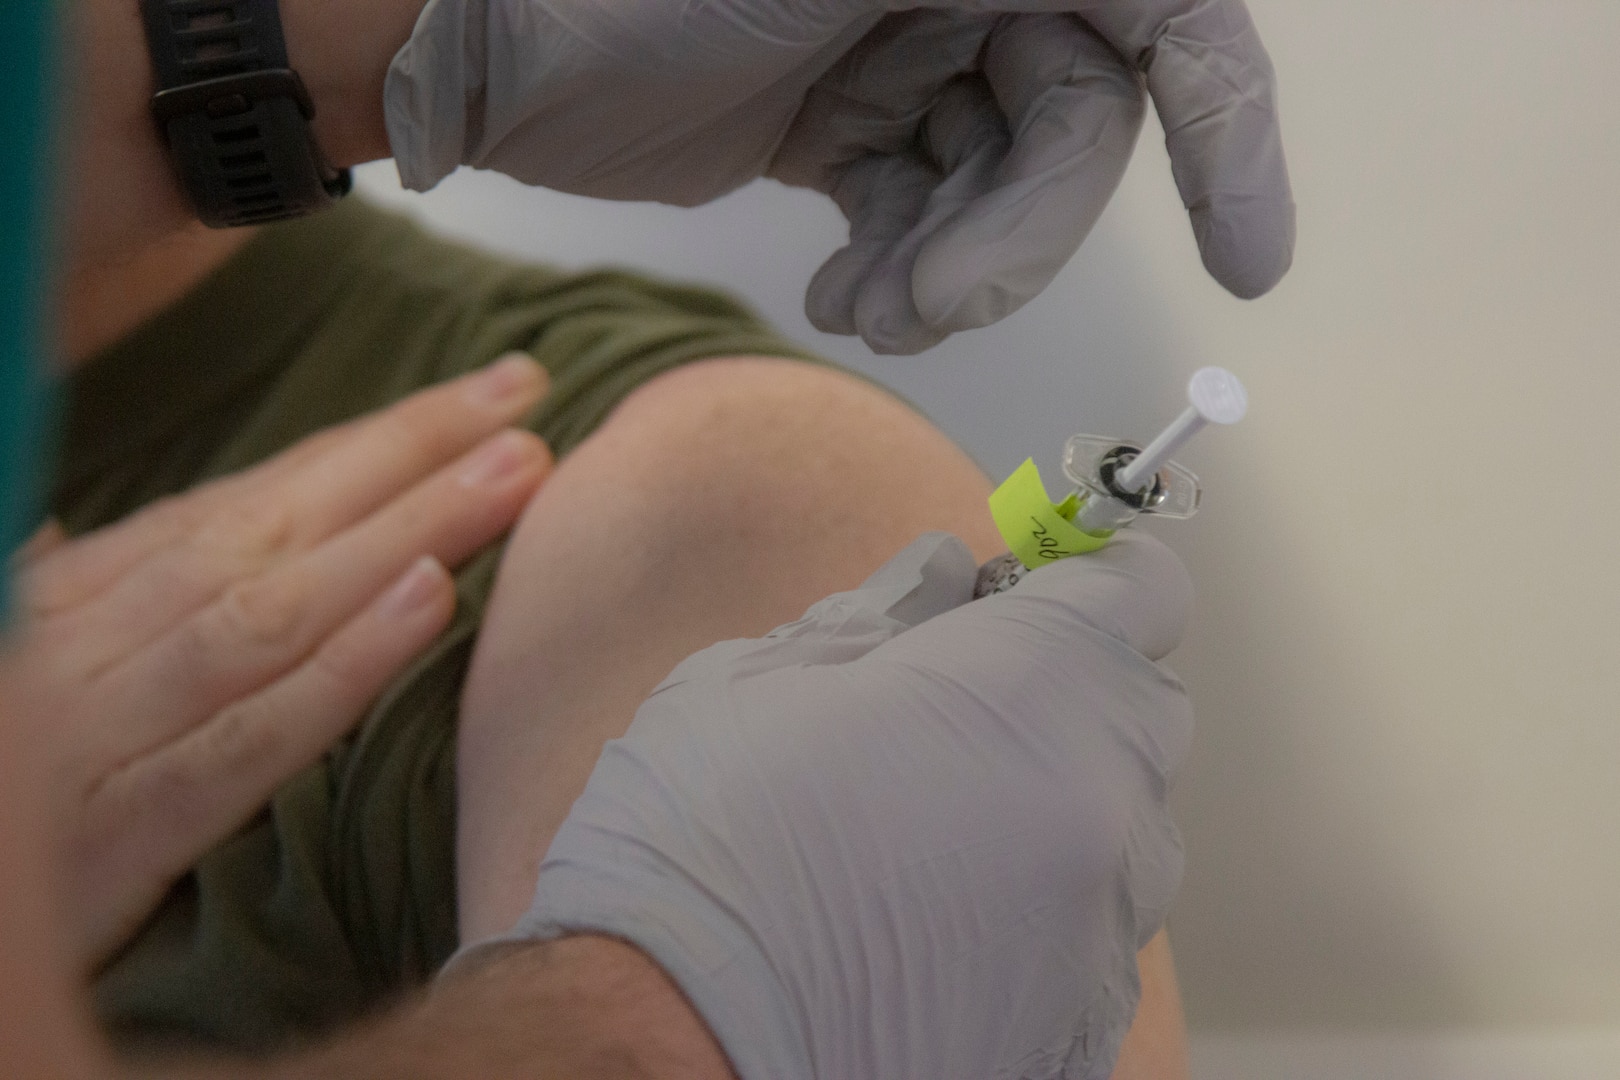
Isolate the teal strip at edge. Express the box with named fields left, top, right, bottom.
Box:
left=0, top=0, right=60, bottom=622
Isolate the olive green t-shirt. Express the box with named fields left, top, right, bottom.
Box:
left=54, top=198, right=818, bottom=1055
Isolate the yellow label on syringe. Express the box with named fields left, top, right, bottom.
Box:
left=989, top=459, right=1112, bottom=570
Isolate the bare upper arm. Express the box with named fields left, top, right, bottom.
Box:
left=455, top=356, right=1003, bottom=935
left=453, top=355, right=1186, bottom=1077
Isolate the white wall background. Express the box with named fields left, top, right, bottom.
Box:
left=356, top=0, right=1620, bottom=1071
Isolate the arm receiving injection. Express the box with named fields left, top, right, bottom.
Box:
left=0, top=359, right=1193, bottom=1080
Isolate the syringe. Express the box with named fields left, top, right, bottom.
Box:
left=973, top=367, right=1248, bottom=598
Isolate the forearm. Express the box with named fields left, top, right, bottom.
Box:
left=65, top=0, right=425, bottom=270
left=153, top=937, right=733, bottom=1080
left=147, top=939, right=1177, bottom=1080
left=140, top=937, right=1179, bottom=1080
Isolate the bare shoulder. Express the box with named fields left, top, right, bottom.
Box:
left=587, top=355, right=999, bottom=550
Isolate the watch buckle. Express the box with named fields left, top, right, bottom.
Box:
left=150, top=68, right=316, bottom=127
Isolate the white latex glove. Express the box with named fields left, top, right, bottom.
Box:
left=476, top=531, right=1194, bottom=1080
left=385, top=0, right=1295, bottom=354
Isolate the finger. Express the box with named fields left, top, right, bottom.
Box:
left=784, top=529, right=979, bottom=641
left=27, top=354, right=548, bottom=621
left=10, top=519, right=66, bottom=567
left=35, top=353, right=546, bottom=613
left=96, top=429, right=551, bottom=759
left=31, top=426, right=357, bottom=616
left=814, top=530, right=1188, bottom=661
left=1078, top=0, right=1295, bottom=297
left=10, top=520, right=68, bottom=623
left=40, top=357, right=548, bottom=678
left=848, top=529, right=980, bottom=628
left=913, top=15, right=1146, bottom=331
left=771, top=9, right=999, bottom=191
left=863, top=530, right=1192, bottom=744
left=845, top=74, right=1012, bottom=351
left=82, top=556, right=456, bottom=957
left=806, top=152, right=946, bottom=352
left=858, top=533, right=1194, bottom=790
left=988, top=530, right=1192, bottom=661
left=647, top=532, right=980, bottom=692
left=804, top=77, right=1011, bottom=353
left=779, top=10, right=998, bottom=350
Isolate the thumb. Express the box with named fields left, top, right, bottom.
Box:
left=759, top=529, right=979, bottom=648
left=646, top=532, right=978, bottom=692
left=844, top=529, right=979, bottom=629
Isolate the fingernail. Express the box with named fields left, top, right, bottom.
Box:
left=464, top=353, right=544, bottom=407
left=376, top=557, right=447, bottom=619
left=457, top=429, right=535, bottom=487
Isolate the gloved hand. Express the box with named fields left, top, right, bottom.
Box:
left=385, top=0, right=1295, bottom=354
left=481, top=531, right=1194, bottom=1080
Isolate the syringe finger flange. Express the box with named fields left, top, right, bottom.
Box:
left=1098, top=446, right=1169, bottom=511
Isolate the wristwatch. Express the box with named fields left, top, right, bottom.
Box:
left=139, top=0, right=351, bottom=227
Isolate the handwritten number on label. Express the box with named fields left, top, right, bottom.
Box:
left=1029, top=517, right=1072, bottom=560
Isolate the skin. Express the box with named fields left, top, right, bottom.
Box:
left=14, top=360, right=554, bottom=968
left=55, top=224, right=257, bottom=369
left=63, top=0, right=424, bottom=272
left=161, top=937, right=740, bottom=1080
left=16, top=0, right=1193, bottom=1074
left=58, top=236, right=1194, bottom=1078
left=453, top=351, right=1192, bottom=1078
left=0, top=354, right=557, bottom=1078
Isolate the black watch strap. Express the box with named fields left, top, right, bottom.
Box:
left=139, top=0, right=351, bottom=228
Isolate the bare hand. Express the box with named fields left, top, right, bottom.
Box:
left=5, top=354, right=552, bottom=969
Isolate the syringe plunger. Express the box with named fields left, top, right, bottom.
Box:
left=1116, top=367, right=1248, bottom=493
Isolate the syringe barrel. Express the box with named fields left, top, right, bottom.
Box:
left=1072, top=493, right=1139, bottom=533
